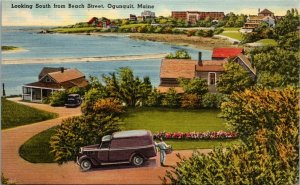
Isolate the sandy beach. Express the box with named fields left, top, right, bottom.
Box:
left=2, top=53, right=168, bottom=65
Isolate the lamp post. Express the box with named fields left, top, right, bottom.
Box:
left=2, top=83, right=6, bottom=97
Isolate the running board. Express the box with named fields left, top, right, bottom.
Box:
left=100, top=161, right=130, bottom=165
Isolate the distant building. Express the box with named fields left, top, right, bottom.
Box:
left=129, top=14, right=137, bottom=21
left=158, top=48, right=255, bottom=93
left=22, top=67, right=88, bottom=102
left=141, top=10, right=156, bottom=19
left=241, top=8, right=276, bottom=32
left=258, top=8, right=274, bottom=17
left=87, top=17, right=111, bottom=28
left=171, top=11, right=225, bottom=24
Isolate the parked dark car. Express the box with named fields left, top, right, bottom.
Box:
left=65, top=94, right=82, bottom=107
left=77, top=130, right=157, bottom=171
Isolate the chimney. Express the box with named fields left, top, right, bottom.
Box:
left=60, top=67, right=64, bottom=73
left=198, top=52, right=202, bottom=65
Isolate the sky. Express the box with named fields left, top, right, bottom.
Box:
left=2, top=0, right=300, bottom=26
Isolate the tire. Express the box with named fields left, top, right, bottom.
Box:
left=80, top=159, right=92, bottom=171
left=131, top=155, right=144, bottom=166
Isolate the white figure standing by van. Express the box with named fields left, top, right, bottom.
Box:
left=155, top=137, right=170, bottom=166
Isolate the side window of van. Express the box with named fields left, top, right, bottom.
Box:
left=100, top=141, right=110, bottom=149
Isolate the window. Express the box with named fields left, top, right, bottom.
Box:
left=100, top=141, right=110, bottom=149
left=208, top=72, right=216, bottom=85
left=44, top=76, right=51, bottom=82
left=23, top=87, right=31, bottom=94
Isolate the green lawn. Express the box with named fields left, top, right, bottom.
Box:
left=1, top=98, right=58, bottom=129
left=50, top=27, right=98, bottom=33
left=220, top=32, right=243, bottom=41
left=122, top=108, right=227, bottom=132
left=256, top=39, right=278, bottom=46
left=120, top=24, right=148, bottom=29
left=19, top=108, right=239, bottom=163
left=221, top=27, right=241, bottom=31
left=19, top=127, right=57, bottom=163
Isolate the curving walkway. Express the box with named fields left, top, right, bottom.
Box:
left=2, top=98, right=212, bottom=184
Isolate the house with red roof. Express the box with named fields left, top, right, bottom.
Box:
left=212, top=48, right=244, bottom=60
left=158, top=49, right=256, bottom=93
left=22, top=67, right=89, bottom=102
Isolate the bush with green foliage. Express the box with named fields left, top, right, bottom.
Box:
left=103, top=67, right=152, bottom=107
left=145, top=88, right=163, bottom=107
left=50, top=98, right=123, bottom=164
left=161, top=88, right=181, bottom=108
left=165, top=50, right=191, bottom=59
left=49, top=91, right=67, bottom=106
left=217, top=61, right=254, bottom=94
left=178, top=78, right=208, bottom=96
left=67, top=86, right=85, bottom=96
left=163, top=87, right=299, bottom=184
left=181, top=93, right=201, bottom=109
left=201, top=93, right=226, bottom=109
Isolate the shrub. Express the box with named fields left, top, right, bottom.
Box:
left=165, top=50, right=191, bottom=59
left=145, top=88, right=163, bottom=107
left=67, top=86, right=84, bottom=96
left=213, top=28, right=224, bottom=34
left=81, top=87, right=108, bottom=114
left=178, top=78, right=208, bottom=96
left=201, top=93, right=226, bottom=109
left=50, top=97, right=124, bottom=163
left=49, top=91, right=67, bottom=106
left=181, top=93, right=201, bottom=109
left=161, top=88, right=181, bottom=108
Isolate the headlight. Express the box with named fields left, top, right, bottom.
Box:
left=79, top=147, right=83, bottom=154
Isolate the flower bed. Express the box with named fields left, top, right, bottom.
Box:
left=153, top=131, right=238, bottom=140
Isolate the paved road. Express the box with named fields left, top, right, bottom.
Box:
left=2, top=98, right=212, bottom=184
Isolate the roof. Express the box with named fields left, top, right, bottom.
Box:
left=24, top=81, right=64, bottom=89
left=46, top=69, right=85, bottom=83
left=196, top=60, right=225, bottom=72
left=160, top=59, right=196, bottom=79
left=38, top=67, right=66, bottom=79
left=233, top=54, right=257, bottom=75
left=259, top=9, right=273, bottom=14
left=157, top=86, right=184, bottom=93
left=212, top=48, right=244, bottom=59
left=88, top=17, right=98, bottom=24
left=112, top=130, right=150, bottom=139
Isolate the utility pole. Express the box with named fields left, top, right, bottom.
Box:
left=2, top=83, right=6, bottom=97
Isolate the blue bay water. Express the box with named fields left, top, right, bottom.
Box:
left=2, top=26, right=212, bottom=95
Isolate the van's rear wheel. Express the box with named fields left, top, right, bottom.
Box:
left=131, top=155, right=144, bottom=166
left=80, top=159, right=92, bottom=171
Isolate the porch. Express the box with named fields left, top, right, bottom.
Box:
left=22, top=86, right=64, bottom=103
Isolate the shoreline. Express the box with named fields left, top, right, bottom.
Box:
left=49, top=31, right=236, bottom=50
left=2, top=48, right=28, bottom=54
left=2, top=53, right=168, bottom=65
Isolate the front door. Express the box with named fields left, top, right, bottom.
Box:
left=97, top=141, right=110, bottom=162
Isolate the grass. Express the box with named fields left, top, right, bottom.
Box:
left=120, top=24, right=148, bottom=29
left=122, top=108, right=227, bottom=132
left=50, top=27, right=98, bottom=33
left=19, top=108, right=239, bottom=163
left=122, top=108, right=239, bottom=150
left=220, top=32, right=243, bottom=41
left=221, top=27, right=241, bottom=31
left=2, top=46, right=19, bottom=51
left=1, top=98, right=58, bottom=129
left=19, top=127, right=57, bottom=163
left=256, top=39, right=278, bottom=46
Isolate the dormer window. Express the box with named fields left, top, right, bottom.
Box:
left=45, top=76, right=51, bottom=82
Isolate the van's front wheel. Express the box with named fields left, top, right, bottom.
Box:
left=131, top=155, right=144, bottom=166
left=80, top=159, right=92, bottom=171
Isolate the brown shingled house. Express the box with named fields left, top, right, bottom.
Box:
left=22, top=67, right=89, bottom=102
left=158, top=51, right=256, bottom=93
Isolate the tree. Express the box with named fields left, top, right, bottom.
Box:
left=165, top=50, right=191, bottom=59
left=161, top=88, right=181, bottom=108
left=145, top=88, right=163, bottom=107
left=275, top=9, right=299, bottom=36
left=217, top=61, right=254, bottom=94
left=257, top=71, right=284, bottom=88
left=253, top=48, right=299, bottom=86
left=102, top=67, right=152, bottom=107
left=181, top=93, right=201, bottom=109
left=178, top=78, right=208, bottom=96
left=50, top=98, right=123, bottom=164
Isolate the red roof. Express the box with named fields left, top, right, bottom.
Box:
left=212, top=48, right=244, bottom=59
